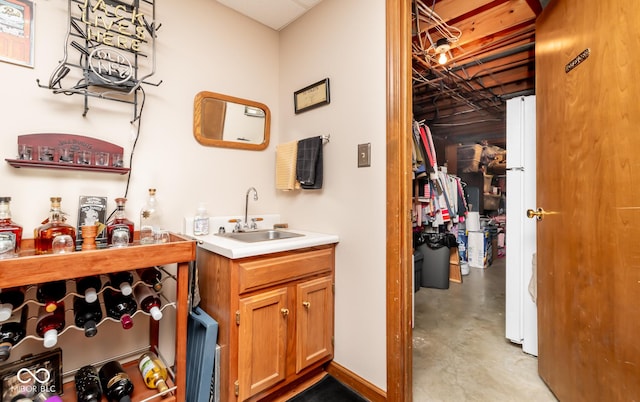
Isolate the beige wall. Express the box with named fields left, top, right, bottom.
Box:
left=0, top=0, right=387, bottom=391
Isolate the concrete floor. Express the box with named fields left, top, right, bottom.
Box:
left=412, top=257, right=558, bottom=401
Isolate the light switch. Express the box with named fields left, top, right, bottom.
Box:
left=358, top=143, right=371, bottom=167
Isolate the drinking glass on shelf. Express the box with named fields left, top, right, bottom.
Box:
left=52, top=235, right=75, bottom=254
left=95, top=152, right=109, bottom=166
left=58, top=148, right=74, bottom=163
left=18, top=144, right=32, bottom=160
left=38, top=146, right=54, bottom=162
left=112, top=153, right=124, bottom=168
left=76, top=150, right=92, bottom=165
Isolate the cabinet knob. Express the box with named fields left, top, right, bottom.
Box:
left=280, top=308, right=289, bottom=317
left=302, top=301, right=311, bottom=309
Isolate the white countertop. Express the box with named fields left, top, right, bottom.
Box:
left=190, top=229, right=339, bottom=259
left=183, top=215, right=339, bottom=259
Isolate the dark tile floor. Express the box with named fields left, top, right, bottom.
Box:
left=412, top=258, right=558, bottom=401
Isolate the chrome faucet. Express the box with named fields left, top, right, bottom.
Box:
left=243, top=187, right=258, bottom=231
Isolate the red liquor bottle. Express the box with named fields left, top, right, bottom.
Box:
left=106, top=198, right=134, bottom=247
left=0, top=197, right=23, bottom=259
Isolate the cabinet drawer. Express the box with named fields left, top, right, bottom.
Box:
left=238, top=247, right=333, bottom=293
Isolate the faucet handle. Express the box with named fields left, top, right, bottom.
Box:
left=250, top=217, right=263, bottom=230
left=228, top=218, right=242, bottom=232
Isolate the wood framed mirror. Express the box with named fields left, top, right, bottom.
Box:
left=193, top=91, right=270, bottom=150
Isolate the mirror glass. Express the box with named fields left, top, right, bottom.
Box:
left=193, top=91, right=270, bottom=150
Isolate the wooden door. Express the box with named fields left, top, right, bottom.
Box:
left=238, top=288, right=288, bottom=400
left=536, top=1, right=640, bottom=400
left=296, top=276, right=334, bottom=373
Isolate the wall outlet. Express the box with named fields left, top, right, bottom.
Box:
left=358, top=143, right=371, bottom=167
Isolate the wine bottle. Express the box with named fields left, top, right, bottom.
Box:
left=106, top=198, right=134, bottom=247
left=133, top=285, right=163, bottom=321
left=76, top=275, right=102, bottom=303
left=0, top=196, right=23, bottom=258
left=0, top=286, right=25, bottom=322
left=103, top=283, right=137, bottom=330
left=75, top=364, right=103, bottom=402
left=0, top=305, right=27, bottom=361
left=138, top=351, right=169, bottom=394
left=108, top=272, right=133, bottom=296
left=37, top=280, right=67, bottom=313
left=35, top=302, right=65, bottom=348
left=74, top=296, right=103, bottom=337
left=98, top=360, right=134, bottom=402
left=34, top=197, right=76, bottom=255
left=137, top=267, right=162, bottom=292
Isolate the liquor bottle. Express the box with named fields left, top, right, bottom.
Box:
left=76, top=275, right=102, bottom=303
left=193, top=203, right=210, bottom=236
left=35, top=302, right=65, bottom=348
left=137, top=267, right=162, bottom=292
left=75, top=364, right=103, bottom=402
left=35, top=197, right=76, bottom=255
left=74, top=296, right=103, bottom=337
left=140, top=188, right=161, bottom=245
left=37, top=280, right=67, bottom=313
left=0, top=197, right=23, bottom=259
left=133, top=285, right=163, bottom=321
left=108, top=272, right=133, bottom=296
left=103, top=284, right=137, bottom=330
left=0, top=305, right=27, bottom=361
left=98, top=360, right=134, bottom=402
left=0, top=287, right=25, bottom=322
left=106, top=198, right=134, bottom=247
left=137, top=351, right=169, bottom=394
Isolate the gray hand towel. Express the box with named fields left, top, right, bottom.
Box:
left=296, top=136, right=323, bottom=189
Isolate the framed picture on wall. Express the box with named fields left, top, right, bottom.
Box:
left=0, top=0, right=35, bottom=68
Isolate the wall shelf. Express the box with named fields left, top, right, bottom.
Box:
left=5, top=158, right=130, bottom=174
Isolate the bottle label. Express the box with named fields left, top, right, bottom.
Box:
left=138, top=355, right=156, bottom=379
left=0, top=232, right=16, bottom=257
left=193, top=218, right=209, bottom=235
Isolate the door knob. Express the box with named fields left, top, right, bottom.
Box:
left=281, top=308, right=289, bottom=317
left=302, top=301, right=311, bottom=309
left=526, top=207, right=550, bottom=220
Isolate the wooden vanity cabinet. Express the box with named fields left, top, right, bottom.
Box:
left=197, top=244, right=335, bottom=401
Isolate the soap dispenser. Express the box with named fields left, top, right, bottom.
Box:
left=193, top=203, right=210, bottom=236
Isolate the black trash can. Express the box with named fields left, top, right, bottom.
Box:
left=417, top=233, right=456, bottom=289
left=413, top=250, right=423, bottom=293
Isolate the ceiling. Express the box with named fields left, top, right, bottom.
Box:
left=216, top=0, right=323, bottom=31
left=412, top=0, right=547, bottom=147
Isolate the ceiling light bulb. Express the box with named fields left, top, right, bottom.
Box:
left=438, top=52, right=448, bottom=65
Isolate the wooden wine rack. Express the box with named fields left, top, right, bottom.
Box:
left=0, top=232, right=195, bottom=402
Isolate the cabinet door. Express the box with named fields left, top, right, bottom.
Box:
left=296, top=276, right=334, bottom=373
left=238, top=287, right=288, bottom=400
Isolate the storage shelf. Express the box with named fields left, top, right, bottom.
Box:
left=61, top=360, right=177, bottom=402
left=0, top=233, right=195, bottom=402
